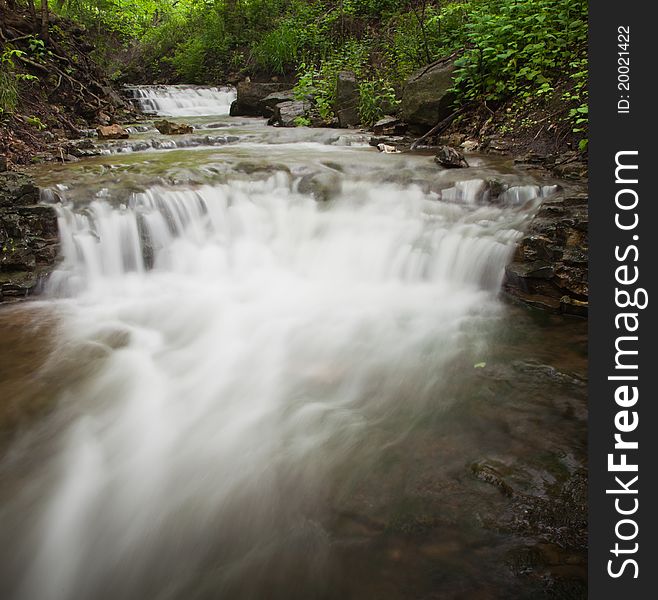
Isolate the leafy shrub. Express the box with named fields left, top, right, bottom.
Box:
left=0, top=70, right=18, bottom=114
left=252, top=21, right=301, bottom=74
left=358, top=79, right=399, bottom=126
left=0, top=48, right=23, bottom=113
left=451, top=0, right=587, bottom=103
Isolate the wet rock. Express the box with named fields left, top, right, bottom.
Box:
left=154, top=120, right=194, bottom=135
left=97, top=124, right=129, bottom=140
left=230, top=81, right=292, bottom=117
left=258, top=89, right=296, bottom=116
left=377, top=143, right=400, bottom=154
left=514, top=151, right=548, bottom=166
left=64, top=138, right=102, bottom=158
left=471, top=460, right=514, bottom=497
left=372, top=116, right=407, bottom=136
left=503, top=191, right=588, bottom=315
left=297, top=172, right=342, bottom=202
left=268, top=100, right=311, bottom=127
left=334, top=71, right=360, bottom=128
left=400, top=59, right=456, bottom=131
left=434, top=145, right=469, bottom=168
left=552, top=160, right=588, bottom=180
left=504, top=470, right=588, bottom=551
left=0, top=172, right=39, bottom=208
left=368, top=135, right=415, bottom=152
left=0, top=173, right=58, bottom=301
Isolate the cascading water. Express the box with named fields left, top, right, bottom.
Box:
left=126, top=85, right=237, bottom=116
left=0, top=87, right=584, bottom=600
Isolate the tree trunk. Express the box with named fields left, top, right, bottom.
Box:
left=26, top=0, right=37, bottom=29
left=40, top=0, right=49, bottom=43
left=1, top=0, right=6, bottom=39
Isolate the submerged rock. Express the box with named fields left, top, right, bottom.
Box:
left=297, top=172, right=342, bottom=202
left=434, top=145, right=469, bottom=168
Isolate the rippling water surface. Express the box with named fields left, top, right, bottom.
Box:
left=0, top=87, right=587, bottom=600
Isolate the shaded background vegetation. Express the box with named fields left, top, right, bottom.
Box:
left=1, top=0, right=588, bottom=148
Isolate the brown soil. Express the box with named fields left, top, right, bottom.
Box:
left=0, top=7, right=138, bottom=167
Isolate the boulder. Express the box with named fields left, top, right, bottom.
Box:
left=334, top=71, right=360, bottom=128
left=97, top=124, right=129, bottom=140
left=373, top=116, right=407, bottom=136
left=154, top=120, right=194, bottom=135
left=400, top=59, right=456, bottom=131
left=268, top=101, right=311, bottom=127
left=258, top=90, right=296, bottom=116
left=434, top=145, right=469, bottom=168
left=503, top=192, right=588, bottom=315
left=230, top=81, right=292, bottom=117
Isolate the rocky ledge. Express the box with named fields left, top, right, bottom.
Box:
left=0, top=173, right=59, bottom=302
left=504, top=191, right=588, bottom=316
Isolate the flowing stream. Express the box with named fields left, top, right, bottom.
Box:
left=0, top=87, right=587, bottom=599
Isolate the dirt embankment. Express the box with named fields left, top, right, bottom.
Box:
left=0, top=7, right=137, bottom=168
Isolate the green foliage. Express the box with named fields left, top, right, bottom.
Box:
left=26, top=116, right=47, bottom=130
left=358, top=78, right=399, bottom=126
left=293, top=40, right=372, bottom=122
left=451, top=0, right=587, bottom=102
left=252, top=22, right=301, bottom=75
left=0, top=70, right=19, bottom=114
left=0, top=48, right=23, bottom=113
left=293, top=62, right=335, bottom=121
left=28, top=36, right=47, bottom=60
left=293, top=116, right=311, bottom=127
left=43, top=0, right=587, bottom=150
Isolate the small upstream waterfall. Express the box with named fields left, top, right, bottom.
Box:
left=0, top=97, right=562, bottom=598
left=127, top=85, right=236, bottom=116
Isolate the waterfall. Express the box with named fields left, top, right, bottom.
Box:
left=126, top=85, right=237, bottom=116
left=48, top=175, right=534, bottom=296
left=1, top=123, right=559, bottom=599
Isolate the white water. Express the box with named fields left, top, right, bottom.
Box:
left=1, top=86, right=555, bottom=600
left=128, top=85, right=237, bottom=116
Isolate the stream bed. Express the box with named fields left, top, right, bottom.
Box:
left=0, top=87, right=587, bottom=600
